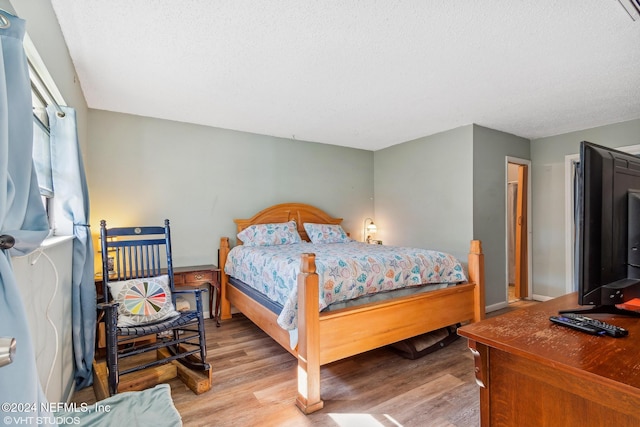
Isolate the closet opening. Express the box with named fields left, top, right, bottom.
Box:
left=506, top=158, right=531, bottom=303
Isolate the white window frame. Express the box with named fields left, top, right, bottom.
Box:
left=24, top=33, right=66, bottom=236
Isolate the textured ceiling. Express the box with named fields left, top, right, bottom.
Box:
left=50, top=1, right=640, bottom=151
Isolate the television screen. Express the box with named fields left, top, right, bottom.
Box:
left=569, top=141, right=640, bottom=316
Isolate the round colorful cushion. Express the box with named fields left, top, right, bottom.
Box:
left=108, top=275, right=180, bottom=327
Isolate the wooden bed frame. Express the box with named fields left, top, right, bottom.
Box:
left=218, top=202, right=485, bottom=414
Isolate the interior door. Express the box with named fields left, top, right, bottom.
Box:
left=515, top=164, right=528, bottom=298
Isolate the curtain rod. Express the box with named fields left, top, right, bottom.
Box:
left=27, top=57, right=65, bottom=118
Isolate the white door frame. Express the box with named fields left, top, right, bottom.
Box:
left=505, top=157, right=533, bottom=301
left=564, top=143, right=640, bottom=294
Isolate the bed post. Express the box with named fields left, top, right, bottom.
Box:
left=219, top=237, right=232, bottom=320
left=295, top=253, right=324, bottom=414
left=468, top=240, right=485, bottom=322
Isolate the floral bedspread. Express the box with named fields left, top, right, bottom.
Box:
left=224, top=241, right=467, bottom=332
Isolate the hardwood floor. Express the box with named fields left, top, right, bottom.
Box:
left=72, top=302, right=536, bottom=426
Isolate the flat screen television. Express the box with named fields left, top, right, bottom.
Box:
left=565, top=141, right=640, bottom=316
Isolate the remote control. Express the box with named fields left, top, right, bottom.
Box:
left=559, top=313, right=629, bottom=338
left=549, top=315, right=606, bottom=336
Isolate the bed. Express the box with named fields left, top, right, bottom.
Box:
left=218, top=202, right=485, bottom=414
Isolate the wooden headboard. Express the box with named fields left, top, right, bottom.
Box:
left=234, top=202, right=343, bottom=243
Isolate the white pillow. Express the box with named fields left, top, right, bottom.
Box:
left=108, top=275, right=180, bottom=327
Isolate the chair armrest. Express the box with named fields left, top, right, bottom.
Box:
left=97, top=301, right=119, bottom=312
left=97, top=301, right=119, bottom=334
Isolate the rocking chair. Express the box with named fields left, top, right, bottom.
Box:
left=98, top=219, right=209, bottom=396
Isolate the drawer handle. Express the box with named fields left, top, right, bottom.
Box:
left=194, top=273, right=204, bottom=280
left=468, top=343, right=488, bottom=389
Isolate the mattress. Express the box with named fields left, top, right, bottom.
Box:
left=224, top=241, right=467, bottom=332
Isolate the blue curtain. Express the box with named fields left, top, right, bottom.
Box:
left=48, top=105, right=96, bottom=388
left=0, top=10, right=55, bottom=424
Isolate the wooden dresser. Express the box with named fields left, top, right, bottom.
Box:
left=458, top=293, right=640, bottom=427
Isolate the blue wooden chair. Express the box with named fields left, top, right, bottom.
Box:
left=99, top=219, right=209, bottom=396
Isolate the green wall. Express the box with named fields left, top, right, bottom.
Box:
left=531, top=118, right=640, bottom=298
left=87, top=110, right=374, bottom=267
left=373, top=126, right=473, bottom=261
left=472, top=125, right=530, bottom=307
left=374, top=124, right=531, bottom=308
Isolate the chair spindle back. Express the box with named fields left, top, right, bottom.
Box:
left=100, top=219, right=175, bottom=304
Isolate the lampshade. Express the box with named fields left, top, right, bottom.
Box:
left=363, top=217, right=377, bottom=243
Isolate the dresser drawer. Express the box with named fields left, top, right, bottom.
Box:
left=175, top=270, right=215, bottom=287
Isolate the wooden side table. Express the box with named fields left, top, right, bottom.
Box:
left=173, top=265, right=221, bottom=326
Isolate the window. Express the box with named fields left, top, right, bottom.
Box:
left=31, top=72, right=54, bottom=224
left=22, top=33, right=68, bottom=235
left=32, top=86, right=53, bottom=194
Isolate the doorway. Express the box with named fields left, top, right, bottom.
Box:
left=506, top=158, right=531, bottom=303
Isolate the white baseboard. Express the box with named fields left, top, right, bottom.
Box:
left=486, top=294, right=554, bottom=313
left=486, top=301, right=509, bottom=313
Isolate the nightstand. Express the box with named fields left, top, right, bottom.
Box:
left=173, top=265, right=221, bottom=326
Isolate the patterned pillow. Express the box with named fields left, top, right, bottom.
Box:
left=303, top=223, right=352, bottom=244
left=237, top=220, right=302, bottom=246
left=108, top=275, right=180, bottom=327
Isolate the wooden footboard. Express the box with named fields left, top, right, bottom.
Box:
left=219, top=236, right=485, bottom=414
left=295, top=240, right=484, bottom=413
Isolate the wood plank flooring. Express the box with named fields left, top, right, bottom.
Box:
left=72, top=302, right=536, bottom=426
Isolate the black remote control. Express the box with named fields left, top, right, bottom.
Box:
left=549, top=315, right=606, bottom=336
left=559, top=313, right=629, bottom=338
